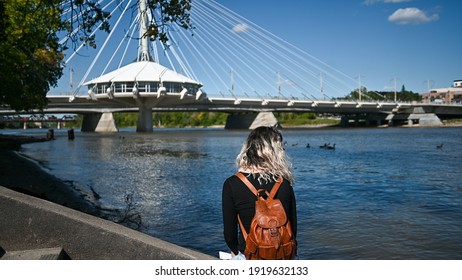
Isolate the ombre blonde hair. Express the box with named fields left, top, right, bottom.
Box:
left=236, top=126, right=294, bottom=185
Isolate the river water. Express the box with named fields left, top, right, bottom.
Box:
left=11, top=126, right=462, bottom=259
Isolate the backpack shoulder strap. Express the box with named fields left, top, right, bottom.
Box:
left=236, top=172, right=284, bottom=199
left=269, top=176, right=283, bottom=199
left=235, top=172, right=258, bottom=196
left=235, top=172, right=257, bottom=239
left=237, top=214, right=247, bottom=239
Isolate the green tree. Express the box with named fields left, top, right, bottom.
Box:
left=61, top=0, right=193, bottom=48
left=0, top=0, right=193, bottom=112
left=339, top=85, right=421, bottom=102
left=0, top=0, right=64, bottom=111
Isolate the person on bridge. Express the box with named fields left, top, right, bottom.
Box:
left=222, top=126, right=297, bottom=259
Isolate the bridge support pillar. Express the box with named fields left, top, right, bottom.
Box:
left=386, top=113, right=442, bottom=127
left=225, top=112, right=279, bottom=129
left=137, top=106, right=153, bottom=132
left=409, top=113, right=442, bottom=126
left=81, top=113, right=118, bottom=132
left=340, top=116, right=349, bottom=127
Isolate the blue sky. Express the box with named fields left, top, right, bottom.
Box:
left=217, top=0, right=461, bottom=93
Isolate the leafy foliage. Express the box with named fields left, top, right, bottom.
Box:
left=275, top=112, right=339, bottom=126
left=145, top=0, right=194, bottom=43
left=61, top=0, right=193, bottom=49
left=0, top=0, right=64, bottom=111
left=339, top=85, right=422, bottom=102
left=112, top=112, right=337, bottom=128
left=113, top=112, right=228, bottom=128
left=62, top=0, right=112, bottom=49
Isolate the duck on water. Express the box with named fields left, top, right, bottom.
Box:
left=320, top=143, right=336, bottom=150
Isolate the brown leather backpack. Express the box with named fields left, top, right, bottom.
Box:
left=236, top=173, right=296, bottom=260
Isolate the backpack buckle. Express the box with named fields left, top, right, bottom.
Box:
left=270, top=228, right=278, bottom=237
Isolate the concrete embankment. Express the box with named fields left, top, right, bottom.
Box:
left=0, top=186, right=215, bottom=260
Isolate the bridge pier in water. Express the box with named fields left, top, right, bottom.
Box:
left=340, top=114, right=387, bottom=127
left=225, top=112, right=279, bottom=129
left=137, top=106, right=154, bottom=133
left=385, top=105, right=444, bottom=127
left=81, top=112, right=118, bottom=132
left=386, top=113, right=442, bottom=127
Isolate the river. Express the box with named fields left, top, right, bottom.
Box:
left=11, top=126, right=462, bottom=259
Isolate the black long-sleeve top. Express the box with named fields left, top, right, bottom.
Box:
left=222, top=173, right=297, bottom=255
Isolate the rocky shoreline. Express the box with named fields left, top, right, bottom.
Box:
left=0, top=134, right=101, bottom=217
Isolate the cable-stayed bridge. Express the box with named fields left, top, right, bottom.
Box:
left=58, top=0, right=356, bottom=100
left=8, top=0, right=461, bottom=131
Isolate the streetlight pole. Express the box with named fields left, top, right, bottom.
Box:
left=320, top=72, right=324, bottom=100
left=230, top=68, right=235, bottom=98
left=69, top=66, right=73, bottom=96
left=357, top=74, right=363, bottom=102
left=393, top=77, right=397, bottom=102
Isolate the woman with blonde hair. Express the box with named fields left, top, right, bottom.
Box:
left=222, top=126, right=297, bottom=259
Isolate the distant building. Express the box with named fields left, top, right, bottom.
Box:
left=421, top=79, right=462, bottom=104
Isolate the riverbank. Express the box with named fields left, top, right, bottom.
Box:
left=0, top=134, right=100, bottom=216
left=0, top=134, right=217, bottom=260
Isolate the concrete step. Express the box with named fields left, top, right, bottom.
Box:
left=0, top=247, right=70, bottom=260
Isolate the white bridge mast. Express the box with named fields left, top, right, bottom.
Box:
left=138, top=0, right=151, bottom=62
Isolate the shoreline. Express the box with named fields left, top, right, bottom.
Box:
left=0, top=135, right=102, bottom=217
left=0, top=134, right=217, bottom=260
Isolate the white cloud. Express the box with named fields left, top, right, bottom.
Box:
left=388, top=7, right=439, bottom=24
left=232, top=23, right=250, bottom=33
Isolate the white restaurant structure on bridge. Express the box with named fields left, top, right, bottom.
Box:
left=84, top=61, right=203, bottom=100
